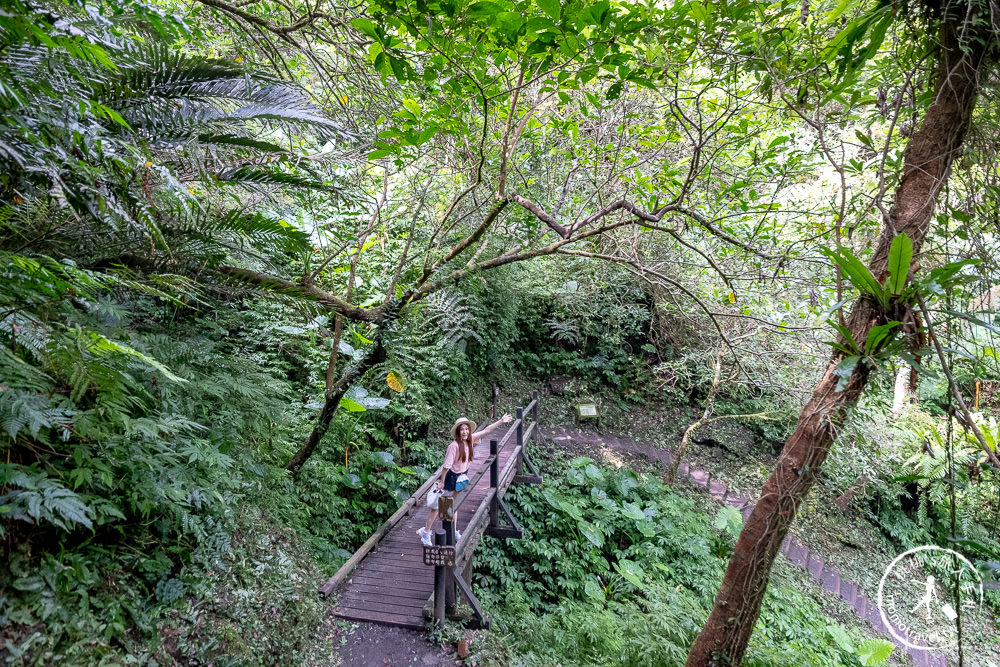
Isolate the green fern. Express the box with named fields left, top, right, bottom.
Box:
left=0, top=468, right=94, bottom=531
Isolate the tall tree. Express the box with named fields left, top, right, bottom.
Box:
left=197, top=0, right=816, bottom=475
left=686, top=1, right=999, bottom=663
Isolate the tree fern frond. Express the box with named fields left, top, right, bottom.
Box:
left=215, top=166, right=341, bottom=194
left=194, top=134, right=290, bottom=154
left=0, top=390, right=76, bottom=441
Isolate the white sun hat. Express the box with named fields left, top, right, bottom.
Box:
left=450, top=417, right=477, bottom=441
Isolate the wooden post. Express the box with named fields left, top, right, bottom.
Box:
left=489, top=439, right=499, bottom=529
left=516, top=406, right=524, bottom=475
left=433, top=529, right=446, bottom=627
left=492, top=384, right=499, bottom=419
left=462, top=550, right=475, bottom=593
left=444, top=513, right=456, bottom=614
left=531, top=389, right=539, bottom=424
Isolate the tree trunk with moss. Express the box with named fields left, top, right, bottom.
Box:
left=686, top=13, right=992, bottom=666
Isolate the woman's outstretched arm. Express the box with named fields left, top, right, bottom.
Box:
left=472, top=413, right=513, bottom=442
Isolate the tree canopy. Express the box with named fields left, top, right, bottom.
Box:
left=3, top=0, right=1000, bottom=663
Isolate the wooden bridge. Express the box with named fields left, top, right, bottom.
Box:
left=319, top=391, right=543, bottom=629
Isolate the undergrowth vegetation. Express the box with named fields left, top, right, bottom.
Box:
left=475, top=456, right=894, bottom=667
left=5, top=0, right=1000, bottom=664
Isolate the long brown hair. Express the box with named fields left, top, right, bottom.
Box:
left=456, top=427, right=474, bottom=463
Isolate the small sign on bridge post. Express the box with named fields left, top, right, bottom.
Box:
left=423, top=545, right=456, bottom=567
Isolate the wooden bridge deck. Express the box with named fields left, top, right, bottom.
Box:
left=328, top=421, right=528, bottom=629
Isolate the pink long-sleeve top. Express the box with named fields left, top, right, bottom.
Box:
left=442, top=440, right=474, bottom=474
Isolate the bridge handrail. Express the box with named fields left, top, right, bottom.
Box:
left=318, top=411, right=529, bottom=597
left=452, top=452, right=495, bottom=514
left=452, top=417, right=521, bottom=514
left=454, top=439, right=524, bottom=561
left=523, top=397, right=537, bottom=417
left=319, top=463, right=444, bottom=597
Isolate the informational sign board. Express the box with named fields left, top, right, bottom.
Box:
left=423, top=545, right=456, bottom=567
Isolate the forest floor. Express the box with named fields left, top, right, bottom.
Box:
left=310, top=381, right=1000, bottom=665
left=549, top=391, right=1000, bottom=665
left=314, top=419, right=911, bottom=667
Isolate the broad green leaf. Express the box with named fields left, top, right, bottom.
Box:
left=863, top=321, right=901, bottom=356
left=615, top=559, right=644, bottom=587
left=402, top=98, right=421, bottom=116
left=542, top=488, right=562, bottom=510
left=467, top=1, right=503, bottom=19
left=856, top=638, right=893, bottom=665
left=372, top=451, right=394, bottom=464
left=495, top=11, right=525, bottom=36
left=536, top=0, right=560, bottom=21
left=350, top=18, right=379, bottom=39
left=578, top=521, right=604, bottom=548
left=713, top=505, right=743, bottom=537
left=825, top=625, right=854, bottom=653
left=887, top=233, right=913, bottom=295
left=832, top=355, right=860, bottom=392
left=617, top=472, right=639, bottom=497
left=820, top=246, right=887, bottom=308
left=583, top=578, right=604, bottom=602
left=635, top=520, right=655, bottom=537
left=340, top=397, right=366, bottom=412
left=621, top=501, right=646, bottom=522
left=415, top=127, right=437, bottom=145
left=925, top=258, right=979, bottom=289
left=827, top=320, right=861, bottom=355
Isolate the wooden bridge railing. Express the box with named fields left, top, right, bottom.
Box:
left=428, top=390, right=542, bottom=629
left=318, top=390, right=542, bottom=609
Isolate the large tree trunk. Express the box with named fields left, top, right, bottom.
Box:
left=686, top=16, right=990, bottom=666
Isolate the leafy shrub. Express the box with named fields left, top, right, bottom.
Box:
left=476, top=456, right=876, bottom=665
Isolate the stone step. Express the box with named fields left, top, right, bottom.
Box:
left=807, top=552, right=824, bottom=580
left=786, top=540, right=808, bottom=567
left=725, top=494, right=749, bottom=509
left=838, top=579, right=857, bottom=607
left=853, top=593, right=868, bottom=618
left=821, top=567, right=840, bottom=596
left=690, top=468, right=709, bottom=486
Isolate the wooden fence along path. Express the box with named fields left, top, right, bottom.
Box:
left=320, top=391, right=543, bottom=630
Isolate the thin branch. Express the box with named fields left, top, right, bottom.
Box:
left=918, top=291, right=1000, bottom=468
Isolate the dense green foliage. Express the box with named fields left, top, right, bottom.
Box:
left=476, top=456, right=893, bottom=666
left=4, top=0, right=1000, bottom=663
